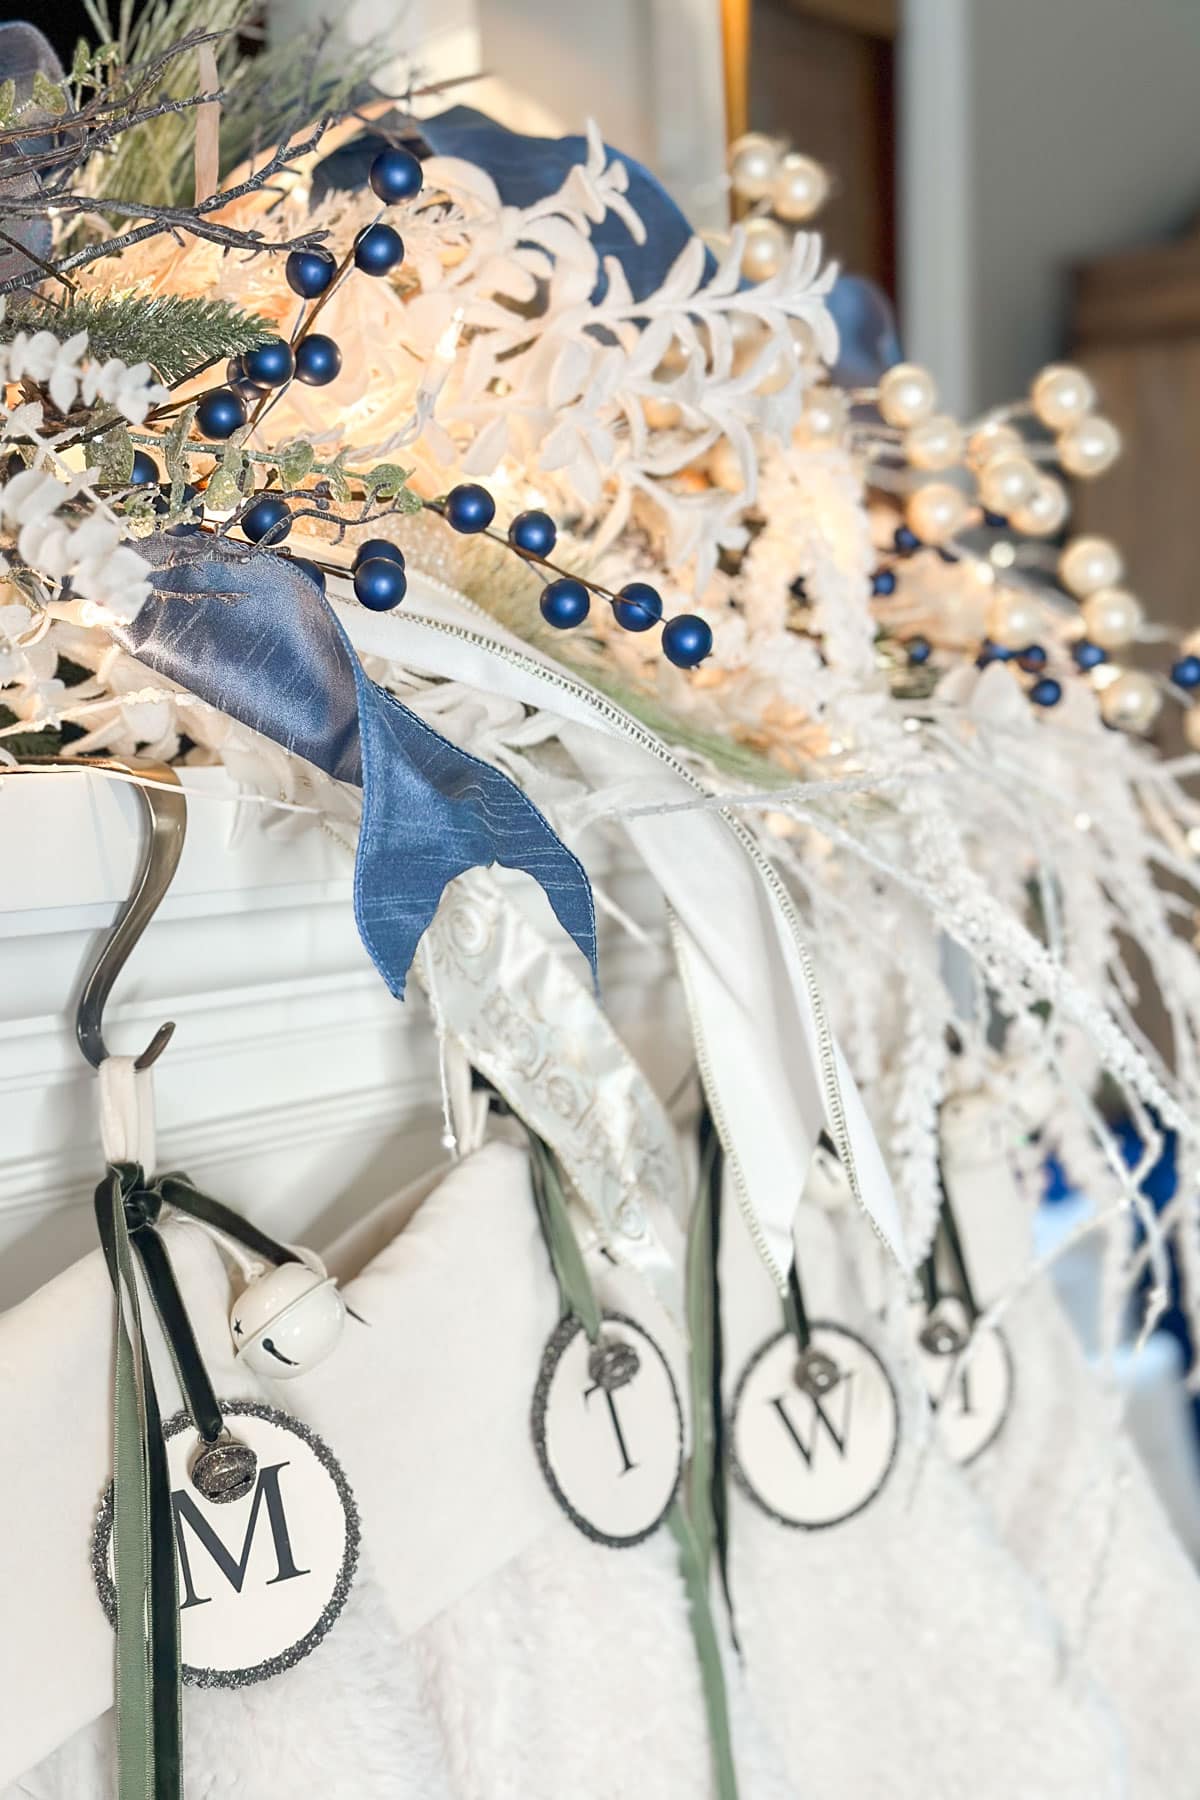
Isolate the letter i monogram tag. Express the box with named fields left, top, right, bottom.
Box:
left=731, top=1323, right=900, bottom=1529
left=532, top=1311, right=684, bottom=1548
left=92, top=1400, right=359, bottom=1685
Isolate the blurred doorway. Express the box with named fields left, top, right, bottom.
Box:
left=748, top=0, right=897, bottom=297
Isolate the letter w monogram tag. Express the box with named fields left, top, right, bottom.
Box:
left=731, top=1324, right=899, bottom=1530
left=94, top=1401, right=359, bottom=1686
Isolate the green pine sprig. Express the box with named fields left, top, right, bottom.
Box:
left=0, top=292, right=272, bottom=383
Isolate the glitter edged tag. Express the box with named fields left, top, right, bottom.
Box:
left=731, top=1322, right=899, bottom=1530
left=912, top=1298, right=1014, bottom=1465
left=92, top=1400, right=359, bottom=1687
left=531, top=1309, right=683, bottom=1548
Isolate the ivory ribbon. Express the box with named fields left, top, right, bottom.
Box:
left=424, top=866, right=687, bottom=1325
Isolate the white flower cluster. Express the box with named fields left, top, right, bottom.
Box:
left=1, top=330, right=169, bottom=425
left=0, top=466, right=152, bottom=625
left=0, top=327, right=167, bottom=736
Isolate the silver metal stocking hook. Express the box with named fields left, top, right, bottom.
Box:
left=5, top=756, right=186, bottom=1069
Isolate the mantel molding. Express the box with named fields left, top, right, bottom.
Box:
left=0, top=762, right=675, bottom=1308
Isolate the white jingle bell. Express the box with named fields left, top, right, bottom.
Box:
left=232, top=1253, right=346, bottom=1379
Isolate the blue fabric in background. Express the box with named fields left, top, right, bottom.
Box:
left=121, top=539, right=597, bottom=998
left=1046, top=1122, right=1200, bottom=1442
left=0, top=22, right=65, bottom=291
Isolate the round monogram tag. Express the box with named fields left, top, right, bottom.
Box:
left=531, top=1310, right=683, bottom=1548
left=913, top=1298, right=1014, bottom=1465
left=93, top=1400, right=359, bottom=1687
left=731, top=1322, right=899, bottom=1530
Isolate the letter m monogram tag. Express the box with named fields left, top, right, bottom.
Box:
left=93, top=1401, right=360, bottom=1686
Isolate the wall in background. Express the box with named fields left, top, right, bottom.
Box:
left=902, top=0, right=1200, bottom=415
left=475, top=0, right=728, bottom=229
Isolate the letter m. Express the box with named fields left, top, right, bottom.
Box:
left=172, top=1461, right=310, bottom=1610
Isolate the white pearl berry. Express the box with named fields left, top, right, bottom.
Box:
left=1057, top=414, right=1122, bottom=478
left=878, top=362, right=938, bottom=428
left=772, top=152, right=829, bottom=222
left=740, top=215, right=789, bottom=283
left=977, top=455, right=1038, bottom=516
left=1184, top=704, right=1200, bottom=750
left=966, top=419, right=1022, bottom=472
left=1010, top=473, right=1069, bottom=536
left=987, top=590, right=1043, bottom=649
left=799, top=386, right=847, bottom=443
left=729, top=132, right=780, bottom=201
left=1058, top=535, right=1123, bottom=597
left=1031, top=363, right=1096, bottom=430
left=906, top=480, right=969, bottom=545
left=905, top=414, right=963, bottom=472
left=1081, top=586, right=1143, bottom=649
left=1099, top=669, right=1161, bottom=733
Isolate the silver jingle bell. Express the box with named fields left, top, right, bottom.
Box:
left=919, top=1310, right=968, bottom=1358
left=588, top=1337, right=641, bottom=1392
left=794, top=1346, right=840, bottom=1397
left=191, top=1433, right=258, bottom=1504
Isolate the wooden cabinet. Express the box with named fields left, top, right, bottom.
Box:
left=748, top=0, right=898, bottom=295
left=1071, top=230, right=1200, bottom=641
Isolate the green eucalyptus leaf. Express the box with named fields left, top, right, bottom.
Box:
left=277, top=440, right=315, bottom=488
left=325, top=449, right=352, bottom=503
left=96, top=423, right=135, bottom=487
left=30, top=70, right=67, bottom=117
left=204, top=467, right=242, bottom=512
left=163, top=403, right=197, bottom=483
left=365, top=461, right=413, bottom=500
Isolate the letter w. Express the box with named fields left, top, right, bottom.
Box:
left=173, top=1461, right=310, bottom=1610
left=770, top=1376, right=854, bottom=1469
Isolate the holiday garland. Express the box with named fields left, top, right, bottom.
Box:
left=1, top=3, right=1199, bottom=1373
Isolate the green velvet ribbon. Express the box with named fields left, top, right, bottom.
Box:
left=920, top=1163, right=980, bottom=1325
left=93, top=1164, right=307, bottom=1798
left=525, top=1129, right=740, bottom=1800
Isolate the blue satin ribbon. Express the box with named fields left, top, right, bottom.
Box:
left=120, top=539, right=597, bottom=997
left=825, top=274, right=902, bottom=386
left=315, top=104, right=707, bottom=305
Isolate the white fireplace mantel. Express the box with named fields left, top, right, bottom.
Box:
left=0, top=764, right=674, bottom=1309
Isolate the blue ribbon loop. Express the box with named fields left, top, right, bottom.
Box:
left=120, top=539, right=597, bottom=997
